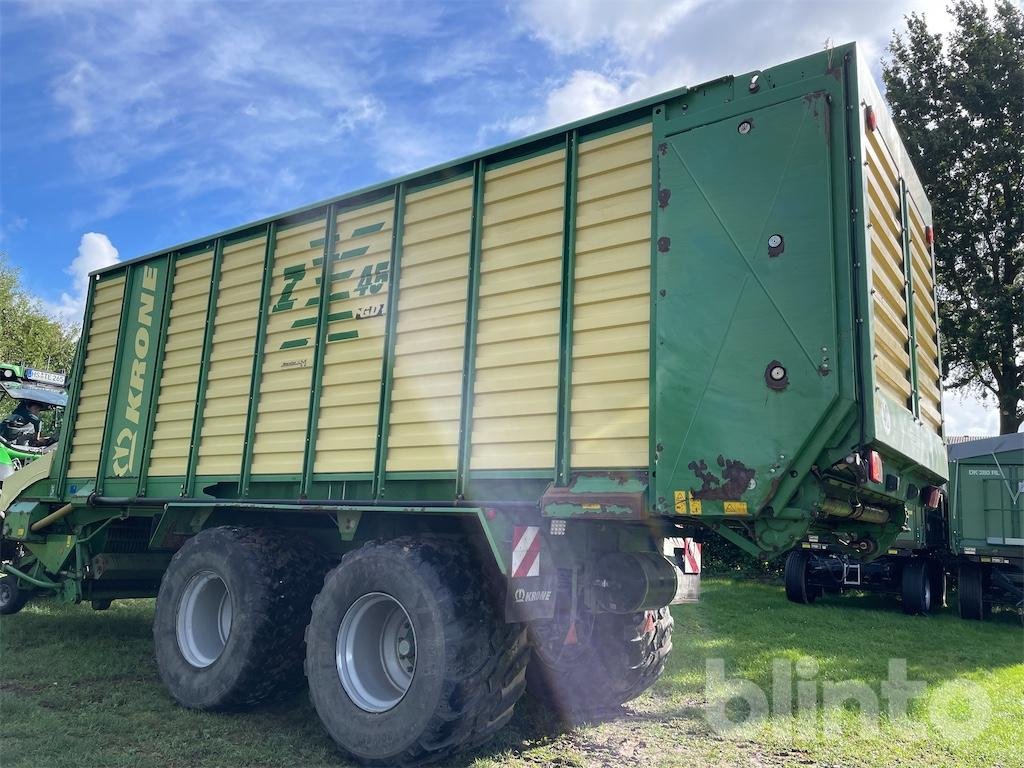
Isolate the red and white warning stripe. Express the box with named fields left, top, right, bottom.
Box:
left=511, top=525, right=541, bottom=578
left=683, top=537, right=701, bottom=574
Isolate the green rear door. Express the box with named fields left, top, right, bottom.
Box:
left=652, top=92, right=840, bottom=519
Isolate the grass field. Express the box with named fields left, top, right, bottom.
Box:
left=1, top=578, right=1021, bottom=768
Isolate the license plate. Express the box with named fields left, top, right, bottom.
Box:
left=25, top=368, right=65, bottom=386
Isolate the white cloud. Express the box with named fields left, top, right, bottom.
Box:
left=510, top=0, right=976, bottom=133
left=942, top=390, right=1005, bottom=438
left=19, top=1, right=408, bottom=226
left=517, top=0, right=702, bottom=56
left=502, top=70, right=633, bottom=135
left=44, top=232, right=120, bottom=325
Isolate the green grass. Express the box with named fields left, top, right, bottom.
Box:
left=1, top=579, right=1021, bottom=768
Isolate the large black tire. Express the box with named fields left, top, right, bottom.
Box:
left=0, top=572, right=28, bottom=615
left=928, top=561, right=947, bottom=610
left=784, top=550, right=817, bottom=604
left=525, top=606, right=673, bottom=721
left=901, top=559, right=932, bottom=615
left=153, top=526, right=328, bottom=710
left=958, top=562, right=986, bottom=621
left=304, top=538, right=530, bottom=767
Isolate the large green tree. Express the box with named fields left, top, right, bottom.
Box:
left=0, top=253, right=79, bottom=375
left=883, top=0, right=1023, bottom=434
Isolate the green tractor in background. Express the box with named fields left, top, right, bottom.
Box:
left=0, top=363, right=67, bottom=613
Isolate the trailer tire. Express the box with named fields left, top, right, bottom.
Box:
left=900, top=560, right=932, bottom=615
left=0, top=573, right=28, bottom=615
left=958, top=563, right=986, bottom=621
left=153, top=526, right=328, bottom=710
left=928, top=561, right=947, bottom=609
left=304, top=538, right=529, bottom=767
left=525, top=607, right=673, bottom=721
left=784, top=550, right=817, bottom=604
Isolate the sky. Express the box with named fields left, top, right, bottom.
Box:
left=0, top=0, right=1005, bottom=435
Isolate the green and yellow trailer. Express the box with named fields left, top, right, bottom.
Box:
left=0, top=42, right=945, bottom=764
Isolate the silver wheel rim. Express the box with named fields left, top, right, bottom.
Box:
left=336, top=592, right=416, bottom=713
left=176, top=570, right=232, bottom=668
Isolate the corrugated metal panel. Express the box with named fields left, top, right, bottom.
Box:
left=67, top=276, right=125, bottom=479
left=906, top=198, right=942, bottom=434
left=470, top=150, right=565, bottom=470
left=148, top=252, right=214, bottom=476
left=196, top=237, right=265, bottom=476
left=387, top=177, right=473, bottom=472
left=864, top=128, right=913, bottom=407
left=570, top=123, right=652, bottom=467
left=315, top=198, right=395, bottom=474
left=248, top=218, right=323, bottom=476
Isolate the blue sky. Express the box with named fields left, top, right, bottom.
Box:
left=0, top=0, right=998, bottom=433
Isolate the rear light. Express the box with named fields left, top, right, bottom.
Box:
left=924, top=486, right=942, bottom=510
left=925, top=225, right=934, bottom=246
left=868, top=450, right=883, bottom=484
left=865, top=105, right=877, bottom=132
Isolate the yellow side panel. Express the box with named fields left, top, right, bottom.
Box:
left=864, top=129, right=912, bottom=410
left=906, top=199, right=943, bottom=434
left=471, top=150, right=565, bottom=470
left=196, top=237, right=266, bottom=476
left=314, top=199, right=395, bottom=474
left=570, top=123, right=652, bottom=468
left=249, top=217, right=324, bottom=476
left=67, top=276, right=125, bottom=479
left=387, top=177, right=472, bottom=472
left=148, top=252, right=214, bottom=476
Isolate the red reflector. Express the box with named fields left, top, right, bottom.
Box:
left=925, top=225, right=934, bottom=246
left=865, top=105, right=877, bottom=132
left=926, top=486, right=941, bottom=509
left=868, top=451, right=883, bottom=484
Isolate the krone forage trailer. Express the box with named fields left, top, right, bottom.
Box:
left=0, top=43, right=946, bottom=765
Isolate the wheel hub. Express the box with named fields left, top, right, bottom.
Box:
left=336, top=592, right=416, bottom=713
left=176, top=570, right=233, bottom=668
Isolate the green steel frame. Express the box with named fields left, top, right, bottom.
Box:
left=93, top=274, right=133, bottom=495
left=554, top=130, right=580, bottom=487
left=184, top=238, right=225, bottom=497
left=900, top=179, right=921, bottom=419
left=240, top=223, right=278, bottom=496
left=301, top=205, right=339, bottom=497
left=136, top=253, right=177, bottom=496
left=51, top=281, right=95, bottom=499
left=455, top=160, right=486, bottom=498
left=372, top=184, right=406, bottom=498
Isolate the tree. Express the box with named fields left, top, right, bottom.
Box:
left=0, top=253, right=79, bottom=375
left=883, top=0, right=1024, bottom=434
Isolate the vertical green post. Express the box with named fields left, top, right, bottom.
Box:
left=301, top=205, right=338, bottom=497
left=373, top=184, right=406, bottom=498
left=899, top=179, right=920, bottom=418
left=456, top=160, right=486, bottom=498
left=53, top=279, right=96, bottom=499
left=925, top=215, right=944, bottom=428
left=239, top=222, right=278, bottom=496
left=554, top=129, right=580, bottom=487
left=136, top=252, right=176, bottom=496
left=649, top=104, right=667, bottom=477
left=184, top=239, right=225, bottom=496
left=94, top=271, right=133, bottom=493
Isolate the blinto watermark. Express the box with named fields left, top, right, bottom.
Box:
left=705, top=657, right=993, bottom=744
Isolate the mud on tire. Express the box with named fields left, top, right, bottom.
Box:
left=304, top=537, right=530, bottom=767
left=525, top=607, right=674, bottom=720
left=153, top=526, right=329, bottom=710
